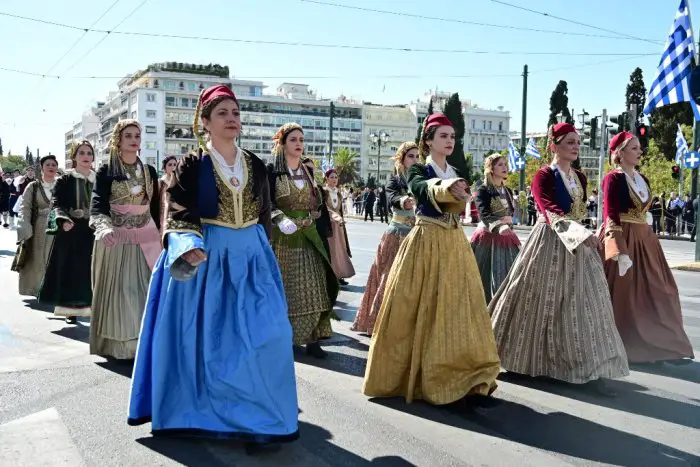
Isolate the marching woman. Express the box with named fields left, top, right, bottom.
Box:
left=490, top=123, right=628, bottom=396
left=363, top=114, right=500, bottom=406
left=38, top=142, right=96, bottom=323
left=89, top=119, right=161, bottom=359
left=15, top=155, right=58, bottom=297
left=352, top=142, right=418, bottom=336
left=158, top=155, right=177, bottom=233
left=600, top=132, right=694, bottom=365
left=470, top=153, right=521, bottom=303
left=268, top=123, right=339, bottom=359
left=323, top=168, right=355, bottom=284
left=128, top=85, right=298, bottom=453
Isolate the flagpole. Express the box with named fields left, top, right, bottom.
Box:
left=690, top=0, right=700, bottom=261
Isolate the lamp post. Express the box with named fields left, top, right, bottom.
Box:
left=555, top=112, right=566, bottom=124
left=369, top=130, right=389, bottom=187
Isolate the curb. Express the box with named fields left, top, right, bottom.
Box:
left=672, top=262, right=700, bottom=272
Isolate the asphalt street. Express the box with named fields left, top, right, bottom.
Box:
left=0, top=221, right=698, bottom=467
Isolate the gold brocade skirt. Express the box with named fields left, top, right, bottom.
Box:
left=362, top=223, right=500, bottom=405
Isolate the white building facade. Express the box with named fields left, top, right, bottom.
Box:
left=64, top=107, right=101, bottom=168
left=361, top=103, right=416, bottom=184
left=464, top=105, right=511, bottom=171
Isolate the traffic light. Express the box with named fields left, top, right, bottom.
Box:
left=672, top=165, right=680, bottom=179
left=608, top=112, right=628, bottom=135
left=583, top=117, right=598, bottom=149
left=635, top=122, right=650, bottom=153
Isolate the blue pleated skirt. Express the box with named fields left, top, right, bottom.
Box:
left=127, top=224, right=299, bottom=443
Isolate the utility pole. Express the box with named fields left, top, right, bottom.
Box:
left=597, top=109, right=608, bottom=228
left=328, top=102, right=334, bottom=163
left=519, top=64, right=528, bottom=191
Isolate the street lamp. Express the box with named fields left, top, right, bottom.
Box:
left=556, top=112, right=566, bottom=124
left=369, top=130, right=390, bottom=187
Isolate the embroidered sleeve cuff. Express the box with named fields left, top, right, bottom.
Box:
left=166, top=232, right=205, bottom=281
left=427, top=177, right=465, bottom=204
left=487, top=220, right=504, bottom=233
left=546, top=210, right=592, bottom=253
left=604, top=217, right=623, bottom=234
left=602, top=231, right=628, bottom=260
left=163, top=218, right=202, bottom=238
left=89, top=214, right=113, bottom=233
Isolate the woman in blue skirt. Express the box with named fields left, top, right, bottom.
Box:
left=128, top=85, right=299, bottom=454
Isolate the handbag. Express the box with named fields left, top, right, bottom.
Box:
left=10, top=183, right=39, bottom=272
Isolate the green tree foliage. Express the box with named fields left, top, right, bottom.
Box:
left=416, top=99, right=434, bottom=144
left=332, top=147, right=359, bottom=185
left=442, top=93, right=469, bottom=180
left=641, top=139, right=693, bottom=196
left=0, top=137, right=3, bottom=156
left=25, top=146, right=34, bottom=166
left=0, top=155, right=29, bottom=173
left=625, top=67, right=646, bottom=112
left=649, top=102, right=693, bottom=160
left=547, top=80, right=574, bottom=128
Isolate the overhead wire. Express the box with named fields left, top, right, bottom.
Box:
left=489, top=0, right=664, bottom=45
left=0, top=11, right=659, bottom=57
left=297, top=0, right=662, bottom=43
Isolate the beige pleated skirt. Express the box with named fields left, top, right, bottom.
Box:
left=90, top=241, right=151, bottom=360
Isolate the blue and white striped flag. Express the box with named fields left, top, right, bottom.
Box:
left=644, top=0, right=700, bottom=120
left=507, top=141, right=521, bottom=173
left=525, top=137, right=541, bottom=159
left=676, top=124, right=689, bottom=163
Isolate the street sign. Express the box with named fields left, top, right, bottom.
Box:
left=515, top=156, right=526, bottom=171
left=684, top=150, right=700, bottom=169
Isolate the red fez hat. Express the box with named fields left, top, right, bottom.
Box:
left=609, top=131, right=634, bottom=154
left=550, top=122, right=577, bottom=139
left=199, top=85, right=238, bottom=108
left=423, top=113, right=454, bottom=131
left=324, top=168, right=337, bottom=178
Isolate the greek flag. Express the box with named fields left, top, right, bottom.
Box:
left=525, top=137, right=541, bottom=159
left=643, top=0, right=700, bottom=120
left=507, top=141, right=520, bottom=173
left=676, top=124, right=689, bottom=163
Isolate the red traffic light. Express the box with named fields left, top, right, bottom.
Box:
left=672, top=165, right=680, bottom=172
left=638, top=126, right=647, bottom=137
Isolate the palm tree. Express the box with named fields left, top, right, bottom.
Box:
left=332, top=147, right=359, bottom=185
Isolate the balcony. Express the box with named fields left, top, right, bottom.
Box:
left=165, top=127, right=195, bottom=139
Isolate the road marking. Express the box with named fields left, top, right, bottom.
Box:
left=0, top=408, right=85, bottom=465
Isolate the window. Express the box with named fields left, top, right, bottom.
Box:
left=179, top=81, right=185, bottom=90
left=187, top=82, right=196, bottom=92
left=470, top=136, right=475, bottom=146
left=130, top=111, right=137, bottom=119
left=146, top=110, right=157, bottom=119
left=145, top=125, right=157, bottom=134
left=146, top=93, right=156, bottom=102
left=498, top=121, right=503, bottom=131
left=482, top=120, right=487, bottom=130
left=181, top=97, right=189, bottom=108
left=164, top=80, right=176, bottom=90
left=488, top=121, right=492, bottom=130
left=471, top=119, right=476, bottom=129
left=487, top=137, right=492, bottom=147
left=145, top=141, right=157, bottom=150
left=165, top=96, right=175, bottom=106
left=153, top=79, right=160, bottom=88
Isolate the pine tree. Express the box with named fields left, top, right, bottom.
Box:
left=0, top=137, right=3, bottom=156
left=442, top=93, right=469, bottom=179
left=625, top=67, right=646, bottom=113
left=25, top=146, right=34, bottom=166
left=547, top=80, right=574, bottom=128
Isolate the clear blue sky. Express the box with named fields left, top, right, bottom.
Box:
left=0, top=0, right=679, bottom=163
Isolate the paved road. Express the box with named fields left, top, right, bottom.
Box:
left=0, top=222, right=698, bottom=467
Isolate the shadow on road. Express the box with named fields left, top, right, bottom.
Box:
left=294, top=347, right=367, bottom=378
left=136, top=421, right=416, bottom=466
left=95, top=359, right=134, bottom=378
left=498, top=372, right=700, bottom=430
left=341, top=284, right=366, bottom=294
left=630, top=361, right=700, bottom=384
left=51, top=323, right=89, bottom=344
left=21, top=298, right=52, bottom=312
left=371, top=397, right=699, bottom=467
